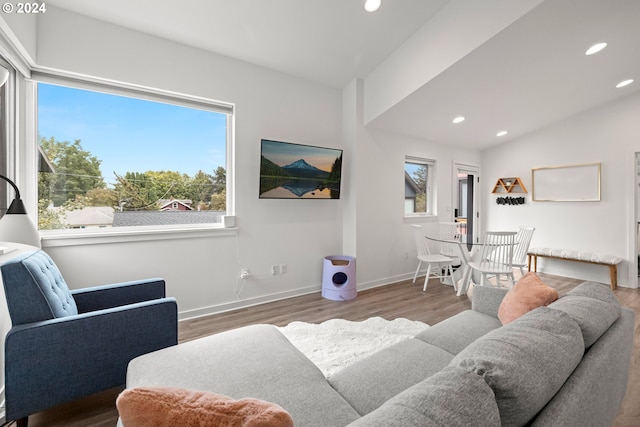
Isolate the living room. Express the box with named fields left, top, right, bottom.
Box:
left=0, top=0, right=639, bottom=425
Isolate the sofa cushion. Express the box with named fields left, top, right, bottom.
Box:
left=451, top=307, right=584, bottom=426
left=116, top=386, right=294, bottom=427
left=125, top=324, right=360, bottom=427
left=329, top=338, right=454, bottom=415
left=497, top=272, right=558, bottom=324
left=414, top=310, right=502, bottom=354
left=347, top=366, right=500, bottom=427
left=549, top=294, right=621, bottom=348
left=568, top=281, right=621, bottom=307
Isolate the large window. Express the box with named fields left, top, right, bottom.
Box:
left=36, top=81, right=232, bottom=231
left=404, top=156, right=435, bottom=216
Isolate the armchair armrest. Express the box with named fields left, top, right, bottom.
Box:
left=471, top=286, right=508, bottom=318
left=71, top=278, right=166, bottom=313
left=4, top=297, right=178, bottom=421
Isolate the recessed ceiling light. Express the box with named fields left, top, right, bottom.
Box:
left=616, top=79, right=634, bottom=88
left=496, top=130, right=508, bottom=137
left=364, top=0, right=382, bottom=12
left=452, top=116, right=465, bottom=124
left=585, top=42, right=607, bottom=56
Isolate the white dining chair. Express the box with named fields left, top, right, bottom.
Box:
left=512, top=226, right=536, bottom=275
left=411, top=224, right=456, bottom=291
left=468, top=231, right=517, bottom=288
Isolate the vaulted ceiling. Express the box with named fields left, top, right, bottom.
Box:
left=46, top=0, right=640, bottom=150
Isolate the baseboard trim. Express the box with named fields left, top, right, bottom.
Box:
left=177, top=273, right=417, bottom=322
left=178, top=285, right=321, bottom=321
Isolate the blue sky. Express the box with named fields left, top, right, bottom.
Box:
left=37, top=83, right=227, bottom=186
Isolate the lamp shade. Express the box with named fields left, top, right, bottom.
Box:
left=0, top=214, right=40, bottom=247
left=0, top=174, right=41, bottom=248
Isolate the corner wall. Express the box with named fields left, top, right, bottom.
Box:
left=343, top=80, right=482, bottom=288
left=482, top=92, right=640, bottom=288
left=29, top=6, right=345, bottom=318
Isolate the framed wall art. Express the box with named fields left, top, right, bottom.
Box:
left=531, top=162, right=601, bottom=202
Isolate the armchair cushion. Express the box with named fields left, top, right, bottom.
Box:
left=1, top=250, right=78, bottom=324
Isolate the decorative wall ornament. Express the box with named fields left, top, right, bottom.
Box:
left=496, top=196, right=526, bottom=205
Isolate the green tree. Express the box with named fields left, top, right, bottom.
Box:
left=39, top=137, right=105, bottom=206
left=210, top=167, right=226, bottom=211
left=113, top=171, right=156, bottom=210
left=210, top=189, right=226, bottom=211
left=412, top=165, right=428, bottom=213
left=189, top=170, right=214, bottom=206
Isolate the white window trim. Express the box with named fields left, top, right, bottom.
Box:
left=26, top=69, right=236, bottom=244
left=41, top=224, right=238, bottom=248
left=404, top=155, right=436, bottom=218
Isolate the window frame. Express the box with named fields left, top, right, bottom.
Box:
left=29, top=71, right=235, bottom=243
left=404, top=155, right=436, bottom=218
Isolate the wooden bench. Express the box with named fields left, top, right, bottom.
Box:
left=527, top=247, right=622, bottom=290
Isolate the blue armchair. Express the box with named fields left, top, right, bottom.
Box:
left=1, top=250, right=178, bottom=426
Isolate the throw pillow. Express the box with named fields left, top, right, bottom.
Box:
left=117, top=387, right=294, bottom=427
left=498, top=272, right=559, bottom=324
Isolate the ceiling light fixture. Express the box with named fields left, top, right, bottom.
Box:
left=616, top=79, right=634, bottom=88
left=452, top=116, right=465, bottom=124
left=496, top=130, right=508, bottom=137
left=585, top=42, right=607, bottom=56
left=364, top=0, right=381, bottom=12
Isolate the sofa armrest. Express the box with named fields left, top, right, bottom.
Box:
left=4, top=297, right=178, bottom=421
left=471, top=286, right=508, bottom=318
left=72, top=278, right=166, bottom=313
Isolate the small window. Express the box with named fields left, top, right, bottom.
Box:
left=36, top=81, right=232, bottom=231
left=404, top=156, right=435, bottom=216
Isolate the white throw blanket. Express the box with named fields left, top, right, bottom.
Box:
left=278, top=317, right=429, bottom=378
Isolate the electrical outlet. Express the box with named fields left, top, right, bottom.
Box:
left=280, top=264, right=287, bottom=274
left=271, top=265, right=280, bottom=275
left=240, top=268, right=250, bottom=279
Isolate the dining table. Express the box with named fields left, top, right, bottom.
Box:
left=426, top=235, right=517, bottom=296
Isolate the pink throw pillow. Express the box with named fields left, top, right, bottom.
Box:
left=117, top=387, right=294, bottom=427
left=498, top=272, right=559, bottom=324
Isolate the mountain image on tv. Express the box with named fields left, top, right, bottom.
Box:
left=260, top=139, right=343, bottom=199
left=283, top=159, right=330, bottom=179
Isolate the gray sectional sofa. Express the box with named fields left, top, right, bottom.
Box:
left=121, top=281, right=634, bottom=426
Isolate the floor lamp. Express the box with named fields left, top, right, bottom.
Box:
left=0, top=174, right=41, bottom=248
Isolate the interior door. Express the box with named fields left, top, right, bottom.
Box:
left=454, top=163, right=480, bottom=246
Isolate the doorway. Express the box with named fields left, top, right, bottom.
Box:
left=636, top=153, right=640, bottom=280
left=453, top=163, right=480, bottom=246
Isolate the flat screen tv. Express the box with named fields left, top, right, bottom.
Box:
left=259, top=139, right=343, bottom=199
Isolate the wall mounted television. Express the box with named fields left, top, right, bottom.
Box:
left=259, top=139, right=343, bottom=199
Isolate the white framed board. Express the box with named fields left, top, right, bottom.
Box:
left=531, top=162, right=601, bottom=202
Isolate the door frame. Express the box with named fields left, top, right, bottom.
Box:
left=453, top=162, right=480, bottom=244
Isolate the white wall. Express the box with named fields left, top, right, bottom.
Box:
left=482, top=92, right=640, bottom=288
left=29, top=6, right=345, bottom=318
left=344, top=80, right=482, bottom=287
